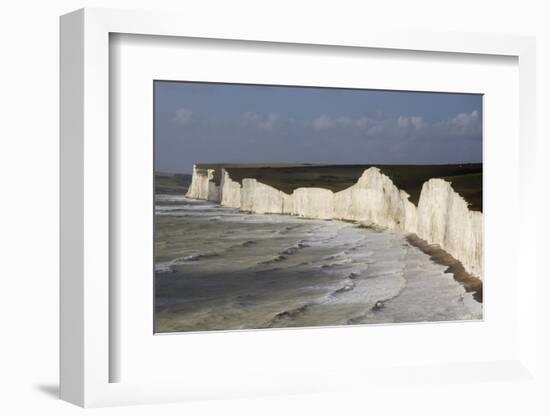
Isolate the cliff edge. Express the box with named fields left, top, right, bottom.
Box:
left=186, top=164, right=483, bottom=280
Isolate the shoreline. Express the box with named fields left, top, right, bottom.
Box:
left=184, top=165, right=483, bottom=278
left=161, top=194, right=483, bottom=305
left=155, top=195, right=482, bottom=331
left=405, top=233, right=483, bottom=303
left=173, top=193, right=483, bottom=304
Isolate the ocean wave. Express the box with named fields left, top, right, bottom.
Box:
left=226, top=239, right=259, bottom=252
left=269, top=303, right=310, bottom=325
left=281, top=241, right=309, bottom=255
left=320, top=258, right=353, bottom=269
left=155, top=252, right=220, bottom=273
left=178, top=253, right=219, bottom=262
left=348, top=272, right=360, bottom=280
left=343, top=276, right=409, bottom=324
left=155, top=262, right=174, bottom=273
left=256, top=241, right=310, bottom=265
left=346, top=301, right=387, bottom=325
left=329, top=278, right=356, bottom=297
left=259, top=254, right=288, bottom=265
left=268, top=277, right=358, bottom=326
left=155, top=208, right=226, bottom=217
left=345, top=243, right=372, bottom=253
left=277, top=224, right=303, bottom=235
left=155, top=206, right=189, bottom=211
left=322, top=251, right=348, bottom=261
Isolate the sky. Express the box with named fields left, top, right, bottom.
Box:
left=154, top=81, right=482, bottom=174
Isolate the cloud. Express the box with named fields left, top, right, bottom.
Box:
left=173, top=108, right=194, bottom=126
left=442, top=110, right=481, bottom=137
left=306, top=111, right=479, bottom=141
left=312, top=115, right=371, bottom=131
left=354, top=117, right=369, bottom=130
left=311, top=115, right=333, bottom=130
left=241, top=112, right=281, bottom=130
left=397, top=115, right=426, bottom=131
left=156, top=108, right=482, bottom=173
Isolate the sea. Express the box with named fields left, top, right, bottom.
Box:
left=154, top=194, right=482, bottom=333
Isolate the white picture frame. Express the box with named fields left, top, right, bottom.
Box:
left=60, top=7, right=538, bottom=407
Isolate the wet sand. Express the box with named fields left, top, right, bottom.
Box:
left=405, top=234, right=483, bottom=302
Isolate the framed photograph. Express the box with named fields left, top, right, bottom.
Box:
left=153, top=81, right=484, bottom=334
left=60, top=8, right=538, bottom=407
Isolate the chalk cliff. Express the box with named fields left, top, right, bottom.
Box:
left=416, top=179, right=483, bottom=278
left=186, top=164, right=483, bottom=280
left=241, top=178, right=287, bottom=214
left=186, top=166, right=212, bottom=200
left=292, top=188, right=334, bottom=220
left=220, top=169, right=241, bottom=208
left=333, top=168, right=418, bottom=232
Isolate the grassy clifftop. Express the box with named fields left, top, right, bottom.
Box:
left=195, top=163, right=483, bottom=212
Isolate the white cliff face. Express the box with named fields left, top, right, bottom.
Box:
left=186, top=165, right=213, bottom=200
left=240, top=178, right=287, bottom=214
left=240, top=178, right=255, bottom=212
left=185, top=165, right=483, bottom=279
left=207, top=181, right=221, bottom=203
left=292, top=188, right=334, bottom=219
left=333, top=168, right=417, bottom=232
left=186, top=166, right=221, bottom=202
left=220, top=169, right=241, bottom=208
left=417, top=179, right=483, bottom=278
left=401, top=191, right=418, bottom=234
left=281, top=192, right=294, bottom=215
